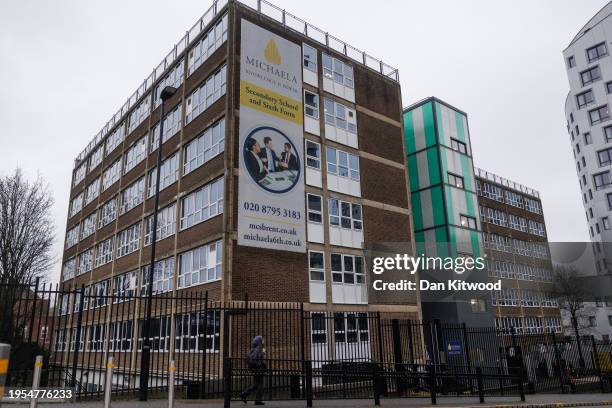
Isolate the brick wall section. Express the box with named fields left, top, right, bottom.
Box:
left=360, top=158, right=409, bottom=208
left=231, top=242, right=309, bottom=302
left=358, top=114, right=405, bottom=164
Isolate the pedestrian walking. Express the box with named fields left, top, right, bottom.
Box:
left=240, top=335, right=266, bottom=405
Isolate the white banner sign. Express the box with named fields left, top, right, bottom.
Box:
left=237, top=19, right=306, bottom=252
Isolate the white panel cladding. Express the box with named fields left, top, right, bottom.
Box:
left=303, top=68, right=318, bottom=88
left=327, top=174, right=361, bottom=197
left=305, top=116, right=320, bottom=136
left=306, top=167, right=322, bottom=188
left=309, top=282, right=326, bottom=303
left=323, top=77, right=355, bottom=103
left=329, top=227, right=363, bottom=249
left=324, top=123, right=358, bottom=148
left=331, top=282, right=367, bottom=304
left=307, top=222, right=324, bottom=243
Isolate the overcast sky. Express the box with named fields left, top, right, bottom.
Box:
left=0, top=0, right=604, bottom=283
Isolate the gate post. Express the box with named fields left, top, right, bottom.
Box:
left=0, top=344, right=9, bottom=399
left=476, top=366, right=484, bottom=404
left=70, top=285, right=85, bottom=390
left=428, top=364, right=437, bottom=405
left=391, top=319, right=406, bottom=396
left=592, top=336, right=605, bottom=393
left=304, top=360, right=312, bottom=407
left=223, top=357, right=232, bottom=408
left=551, top=331, right=565, bottom=394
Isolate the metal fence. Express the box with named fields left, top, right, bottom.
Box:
left=1, top=282, right=611, bottom=404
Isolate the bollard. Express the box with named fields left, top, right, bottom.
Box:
left=168, top=360, right=176, bottom=408
left=0, top=344, right=10, bottom=401
left=104, top=357, right=114, bottom=408
left=30, top=355, right=43, bottom=408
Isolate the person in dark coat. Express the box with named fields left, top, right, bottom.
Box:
left=244, top=138, right=267, bottom=182
left=259, top=137, right=281, bottom=172
left=240, top=335, right=266, bottom=405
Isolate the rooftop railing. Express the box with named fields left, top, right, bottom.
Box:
left=75, top=0, right=399, bottom=164
left=474, top=167, right=540, bottom=198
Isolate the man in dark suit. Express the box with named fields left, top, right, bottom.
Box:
left=244, top=138, right=267, bottom=182
left=279, top=143, right=298, bottom=171
left=259, top=136, right=281, bottom=172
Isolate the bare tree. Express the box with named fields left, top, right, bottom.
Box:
left=552, top=265, right=593, bottom=368
left=0, top=169, right=55, bottom=343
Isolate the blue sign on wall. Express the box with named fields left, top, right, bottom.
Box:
left=447, top=340, right=462, bottom=356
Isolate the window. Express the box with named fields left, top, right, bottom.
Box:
left=306, top=140, right=321, bottom=169
left=594, top=171, right=612, bottom=190
left=331, top=254, right=365, bottom=284
left=112, top=270, right=137, bottom=302
left=450, top=138, right=467, bottom=154
left=326, top=147, right=359, bottom=180
left=78, top=248, right=93, bottom=275
left=141, top=257, right=174, bottom=295
left=479, top=182, right=503, bottom=201
left=144, top=203, right=176, bottom=245
left=589, top=105, right=610, bottom=125
left=448, top=172, right=464, bottom=188
left=124, top=137, right=147, bottom=173
left=116, top=223, right=141, bottom=258
left=328, top=198, right=362, bottom=230
left=524, top=197, right=542, bottom=214
left=324, top=98, right=357, bottom=133
left=309, top=251, right=324, bottom=281
left=84, top=178, right=100, bottom=205
left=178, top=240, right=223, bottom=288
left=137, top=316, right=171, bottom=351
left=88, top=146, right=103, bottom=172
left=605, top=126, right=612, bottom=142
left=98, top=197, right=118, bottom=228
left=102, top=160, right=121, bottom=191
left=597, top=148, right=612, bottom=168
left=109, top=321, right=133, bottom=351
left=94, top=237, right=114, bottom=267
left=65, top=226, right=79, bottom=249
left=528, top=220, right=546, bottom=236
left=105, top=125, right=125, bottom=156
left=587, top=42, right=608, bottom=62
left=333, top=312, right=369, bottom=343
left=304, top=90, right=319, bottom=119
left=581, top=66, right=601, bottom=86
left=187, top=14, right=228, bottom=75
left=576, top=142, right=581, bottom=154
left=174, top=311, right=220, bottom=352
left=80, top=212, right=97, bottom=240
left=127, top=94, right=151, bottom=134
left=504, top=190, right=523, bottom=208
left=148, top=153, right=179, bottom=197
left=576, top=90, right=595, bottom=109
left=460, top=214, right=477, bottom=230
left=180, top=177, right=224, bottom=230
left=322, top=53, right=354, bottom=88
left=589, top=316, right=597, bottom=327
left=154, top=60, right=184, bottom=108
left=120, top=177, right=145, bottom=214
left=73, top=164, right=86, bottom=187
left=62, top=258, right=76, bottom=281
left=307, top=194, right=322, bottom=223
left=87, top=324, right=106, bottom=351
left=483, top=207, right=507, bottom=227
left=183, top=118, right=225, bottom=175
left=604, top=217, right=611, bottom=230
left=185, top=65, right=227, bottom=124
left=567, top=55, right=576, bottom=68
left=303, top=43, right=317, bottom=72
left=150, top=104, right=183, bottom=151
left=509, top=214, right=527, bottom=232
left=584, top=132, right=592, bottom=145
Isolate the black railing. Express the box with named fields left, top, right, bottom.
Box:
left=1, top=282, right=612, bottom=403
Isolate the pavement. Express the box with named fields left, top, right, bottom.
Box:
left=7, top=394, right=612, bottom=408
